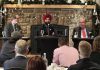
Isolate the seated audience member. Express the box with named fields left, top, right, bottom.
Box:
left=72, top=15, right=93, bottom=39
left=26, top=55, right=46, bottom=70
left=3, top=15, right=21, bottom=38
left=4, top=39, right=29, bottom=70
left=90, top=36, right=100, bottom=64
left=68, top=41, right=100, bottom=70
left=27, top=40, right=31, bottom=54
left=52, top=37, right=79, bottom=67
left=40, top=13, right=54, bottom=36
left=0, top=31, right=22, bottom=65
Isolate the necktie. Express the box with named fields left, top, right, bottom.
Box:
left=47, top=24, right=49, bottom=35
left=82, top=29, right=86, bottom=38
left=13, top=24, right=17, bottom=31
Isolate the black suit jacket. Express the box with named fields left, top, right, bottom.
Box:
left=4, top=56, right=28, bottom=70
left=41, top=23, right=54, bottom=36
left=90, top=52, right=100, bottom=65
left=72, top=27, right=92, bottom=39
left=4, top=23, right=21, bottom=37
left=68, top=58, right=100, bottom=70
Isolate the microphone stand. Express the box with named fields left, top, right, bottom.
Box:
left=47, top=23, right=50, bottom=36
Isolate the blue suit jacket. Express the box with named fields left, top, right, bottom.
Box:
left=41, top=23, right=54, bottom=35
left=4, top=56, right=28, bottom=70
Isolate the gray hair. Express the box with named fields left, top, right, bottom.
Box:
left=15, top=39, right=28, bottom=54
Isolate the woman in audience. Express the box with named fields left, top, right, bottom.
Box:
left=90, top=36, right=100, bottom=64
left=26, top=55, right=46, bottom=70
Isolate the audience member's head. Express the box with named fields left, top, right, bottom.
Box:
left=27, top=40, right=31, bottom=54
left=9, top=31, right=22, bottom=43
left=11, top=31, right=22, bottom=39
left=78, top=41, right=92, bottom=58
left=79, top=16, right=86, bottom=29
left=43, top=14, right=52, bottom=24
left=15, top=39, right=29, bottom=55
left=26, top=55, right=46, bottom=70
left=58, top=37, right=69, bottom=47
left=93, top=36, right=100, bottom=52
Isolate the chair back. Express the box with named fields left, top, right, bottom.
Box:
left=6, top=68, right=25, bottom=70
left=84, top=67, right=100, bottom=70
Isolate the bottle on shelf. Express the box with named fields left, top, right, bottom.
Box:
left=18, top=0, right=22, bottom=4
left=42, top=0, right=45, bottom=5
left=43, top=53, right=48, bottom=66
left=67, top=0, right=72, bottom=4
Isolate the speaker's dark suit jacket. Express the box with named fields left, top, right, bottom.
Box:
left=68, top=58, right=100, bottom=70
left=4, top=23, right=21, bottom=37
left=4, top=56, right=28, bottom=70
left=41, top=23, right=54, bottom=35
left=72, top=27, right=92, bottom=39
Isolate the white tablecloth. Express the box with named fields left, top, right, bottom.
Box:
left=0, top=67, right=3, bottom=70
left=47, top=63, right=68, bottom=70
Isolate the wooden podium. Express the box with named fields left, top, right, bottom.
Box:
left=34, top=36, right=58, bottom=65
left=72, top=38, right=94, bottom=49
left=30, top=24, right=69, bottom=65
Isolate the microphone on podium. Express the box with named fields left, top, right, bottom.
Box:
left=47, top=23, right=50, bottom=36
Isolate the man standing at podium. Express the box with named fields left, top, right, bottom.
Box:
left=72, top=16, right=93, bottom=39
left=3, top=15, right=21, bottom=38
left=40, top=14, right=54, bottom=36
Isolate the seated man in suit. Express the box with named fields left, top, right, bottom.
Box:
left=3, top=15, right=21, bottom=38
left=68, top=41, right=100, bottom=70
left=4, top=39, right=29, bottom=70
left=72, top=16, right=93, bottom=39
left=0, top=31, right=22, bottom=65
left=40, top=13, right=55, bottom=36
